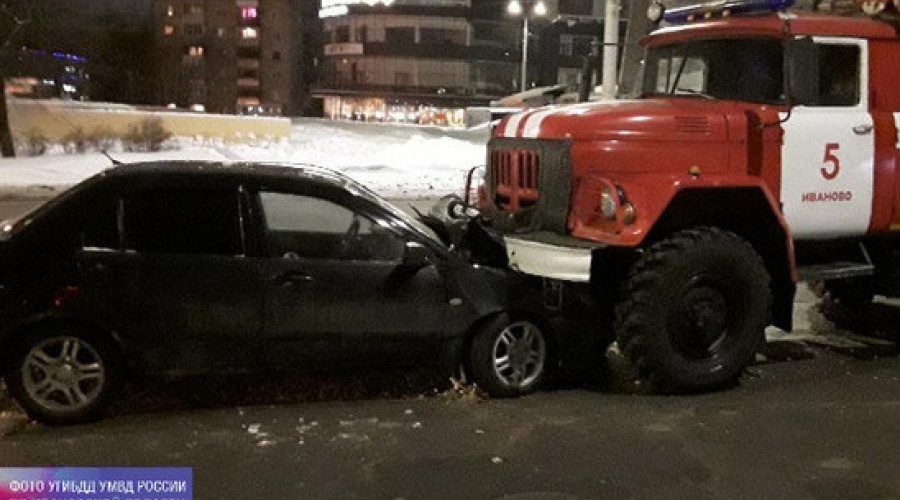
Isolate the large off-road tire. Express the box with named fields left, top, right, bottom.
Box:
left=614, top=227, right=771, bottom=394
left=6, top=325, right=120, bottom=425
left=469, top=314, right=548, bottom=398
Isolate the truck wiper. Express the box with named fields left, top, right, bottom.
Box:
left=672, top=88, right=717, bottom=100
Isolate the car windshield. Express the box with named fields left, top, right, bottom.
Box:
left=640, top=37, right=785, bottom=105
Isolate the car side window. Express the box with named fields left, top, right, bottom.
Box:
left=259, top=191, right=404, bottom=262
left=122, top=188, right=243, bottom=256
left=816, top=44, right=859, bottom=107
left=81, top=197, right=121, bottom=250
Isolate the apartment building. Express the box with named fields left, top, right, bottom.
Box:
left=151, top=0, right=315, bottom=115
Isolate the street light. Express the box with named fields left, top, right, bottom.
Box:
left=507, top=0, right=546, bottom=93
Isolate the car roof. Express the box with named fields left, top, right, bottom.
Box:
left=97, top=160, right=355, bottom=190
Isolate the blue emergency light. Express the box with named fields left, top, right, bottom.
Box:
left=648, top=0, right=796, bottom=24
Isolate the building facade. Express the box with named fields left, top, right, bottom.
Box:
left=315, top=0, right=520, bottom=127
left=151, top=0, right=316, bottom=115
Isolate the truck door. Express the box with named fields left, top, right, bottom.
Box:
left=780, top=38, right=873, bottom=239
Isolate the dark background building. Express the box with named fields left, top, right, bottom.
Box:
left=151, top=0, right=318, bottom=116
left=1, top=0, right=154, bottom=104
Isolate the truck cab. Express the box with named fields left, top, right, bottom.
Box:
left=476, top=0, right=900, bottom=393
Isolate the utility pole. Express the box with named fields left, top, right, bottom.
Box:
left=600, top=0, right=620, bottom=100
left=620, top=0, right=652, bottom=97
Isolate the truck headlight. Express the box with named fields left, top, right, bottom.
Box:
left=600, top=186, right=617, bottom=220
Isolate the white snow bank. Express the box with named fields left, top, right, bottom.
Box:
left=0, top=118, right=489, bottom=199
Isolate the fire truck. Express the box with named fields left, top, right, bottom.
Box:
left=470, top=0, right=900, bottom=393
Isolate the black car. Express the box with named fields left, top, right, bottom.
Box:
left=0, top=161, right=550, bottom=425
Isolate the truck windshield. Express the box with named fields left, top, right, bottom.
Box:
left=641, top=37, right=785, bottom=104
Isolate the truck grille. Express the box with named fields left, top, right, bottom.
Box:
left=484, top=137, right=571, bottom=233
left=490, top=149, right=540, bottom=211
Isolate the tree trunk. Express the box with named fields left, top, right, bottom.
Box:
left=0, top=73, right=14, bottom=157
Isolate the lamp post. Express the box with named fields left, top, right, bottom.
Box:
left=507, top=0, right=546, bottom=93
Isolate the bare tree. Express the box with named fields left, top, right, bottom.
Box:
left=0, top=2, right=32, bottom=157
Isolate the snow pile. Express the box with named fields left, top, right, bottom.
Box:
left=0, top=118, right=490, bottom=199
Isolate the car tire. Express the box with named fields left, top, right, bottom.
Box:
left=614, top=227, right=771, bottom=394
left=469, top=314, right=548, bottom=398
left=6, top=325, right=119, bottom=425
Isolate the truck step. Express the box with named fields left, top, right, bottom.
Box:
left=797, top=262, right=875, bottom=282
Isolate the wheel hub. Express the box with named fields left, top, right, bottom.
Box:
left=673, top=283, right=731, bottom=357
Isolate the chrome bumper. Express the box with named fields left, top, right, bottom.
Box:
left=504, top=235, right=594, bottom=282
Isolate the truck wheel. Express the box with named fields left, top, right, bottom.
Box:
left=6, top=325, right=119, bottom=425
left=615, top=227, right=770, bottom=394
left=469, top=314, right=547, bottom=397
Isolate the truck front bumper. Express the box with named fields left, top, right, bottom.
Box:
left=504, top=232, right=601, bottom=283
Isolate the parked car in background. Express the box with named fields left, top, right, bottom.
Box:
left=0, top=161, right=550, bottom=425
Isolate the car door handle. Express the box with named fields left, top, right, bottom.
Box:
left=852, top=124, right=873, bottom=135
left=274, top=270, right=314, bottom=286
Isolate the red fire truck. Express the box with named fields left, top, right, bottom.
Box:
left=473, top=0, right=900, bottom=392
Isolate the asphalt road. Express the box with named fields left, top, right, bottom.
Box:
left=1, top=346, right=900, bottom=500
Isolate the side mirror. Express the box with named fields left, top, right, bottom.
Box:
left=786, top=37, right=819, bottom=106
left=402, top=241, right=432, bottom=268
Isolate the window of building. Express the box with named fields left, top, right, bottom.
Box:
left=335, top=26, right=350, bottom=43
left=188, top=45, right=205, bottom=57
left=559, top=34, right=596, bottom=57
left=355, top=25, right=367, bottom=43
left=395, top=72, right=411, bottom=86
left=558, top=0, right=593, bottom=16
left=184, top=2, right=203, bottom=15
left=272, top=51, right=281, bottom=61
left=166, top=4, right=175, bottom=17
left=164, top=25, right=175, bottom=36
left=420, top=28, right=465, bottom=45
left=386, top=27, right=415, bottom=46
left=242, top=27, right=259, bottom=39
left=241, top=6, right=258, bottom=20
left=184, top=24, right=204, bottom=36
left=217, top=27, right=226, bottom=37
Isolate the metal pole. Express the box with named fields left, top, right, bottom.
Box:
left=601, top=0, right=620, bottom=101
left=521, top=16, right=529, bottom=93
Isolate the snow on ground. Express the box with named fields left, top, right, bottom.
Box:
left=0, top=118, right=491, bottom=199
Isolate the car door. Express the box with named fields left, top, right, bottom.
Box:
left=114, top=184, right=265, bottom=374
left=256, top=189, right=452, bottom=371
left=781, top=38, right=874, bottom=239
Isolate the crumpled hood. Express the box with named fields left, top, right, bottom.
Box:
left=494, top=99, right=730, bottom=143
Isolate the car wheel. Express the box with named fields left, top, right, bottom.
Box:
left=7, top=326, right=119, bottom=425
left=615, top=227, right=771, bottom=394
left=469, top=314, right=547, bottom=397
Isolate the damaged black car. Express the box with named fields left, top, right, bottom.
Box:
left=0, top=161, right=551, bottom=425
